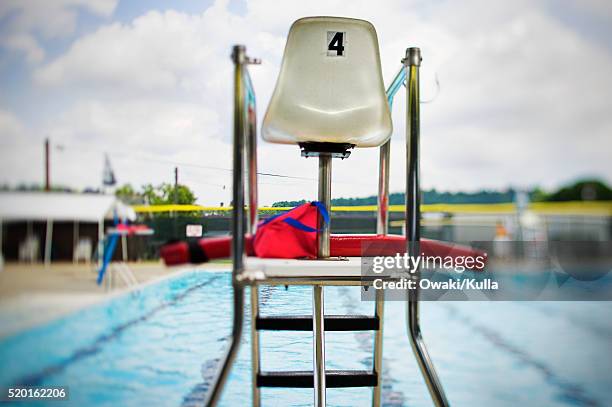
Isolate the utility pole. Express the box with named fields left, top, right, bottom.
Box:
left=173, top=167, right=179, bottom=238
left=174, top=166, right=179, bottom=204
left=45, top=138, right=50, bottom=191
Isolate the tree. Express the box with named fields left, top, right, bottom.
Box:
left=529, top=187, right=548, bottom=202
left=115, top=184, right=144, bottom=204
left=544, top=179, right=612, bottom=202
left=116, top=183, right=197, bottom=205
left=158, top=183, right=197, bottom=205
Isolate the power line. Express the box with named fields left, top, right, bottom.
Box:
left=55, top=143, right=317, bottom=181
left=54, top=142, right=369, bottom=186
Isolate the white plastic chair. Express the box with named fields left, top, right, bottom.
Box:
left=73, top=237, right=93, bottom=263
left=18, top=235, right=39, bottom=263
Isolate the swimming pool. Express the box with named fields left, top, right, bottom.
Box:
left=0, top=270, right=611, bottom=406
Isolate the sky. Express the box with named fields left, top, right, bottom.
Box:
left=0, top=0, right=611, bottom=206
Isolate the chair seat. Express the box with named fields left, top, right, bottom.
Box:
left=262, top=17, right=392, bottom=149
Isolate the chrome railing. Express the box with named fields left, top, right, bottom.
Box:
left=378, top=49, right=449, bottom=407
left=404, top=47, right=449, bottom=407
left=372, top=64, right=407, bottom=405
left=204, top=45, right=259, bottom=406
left=377, top=66, right=407, bottom=235
left=244, top=69, right=259, bottom=235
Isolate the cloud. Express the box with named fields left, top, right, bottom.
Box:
left=0, top=0, right=117, bottom=63
left=54, top=98, right=219, bottom=145
left=0, top=109, right=46, bottom=187
left=2, top=0, right=612, bottom=204
left=35, top=12, right=207, bottom=89
left=0, top=109, right=26, bottom=138
left=1, top=33, right=45, bottom=64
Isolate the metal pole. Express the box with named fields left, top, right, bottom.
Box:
left=44, top=219, right=53, bottom=268
left=97, top=219, right=104, bottom=268
left=405, top=47, right=449, bottom=407
left=317, top=155, right=332, bottom=258
left=373, top=182, right=387, bottom=407
left=45, top=138, right=50, bottom=191
left=377, top=66, right=405, bottom=236
left=374, top=137, right=389, bottom=407
left=313, top=154, right=331, bottom=406
left=372, top=288, right=384, bottom=407
left=174, top=167, right=178, bottom=197
left=250, top=286, right=261, bottom=407
left=121, top=234, right=128, bottom=262
left=173, top=167, right=178, bottom=237
left=245, top=78, right=259, bottom=235
left=205, top=44, right=248, bottom=407
left=372, top=62, right=404, bottom=405
left=376, top=141, right=390, bottom=235
left=313, top=285, right=326, bottom=406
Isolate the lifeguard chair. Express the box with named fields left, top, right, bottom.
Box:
left=206, top=17, right=449, bottom=407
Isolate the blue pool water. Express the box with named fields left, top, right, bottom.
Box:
left=1, top=270, right=611, bottom=406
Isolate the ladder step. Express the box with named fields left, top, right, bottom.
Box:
left=256, top=315, right=379, bottom=331
left=257, top=370, right=377, bottom=388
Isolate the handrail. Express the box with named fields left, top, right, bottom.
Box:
left=243, top=63, right=259, bottom=235
left=386, top=66, right=407, bottom=108
left=204, top=44, right=259, bottom=406
left=377, top=66, right=407, bottom=235
left=404, top=47, right=450, bottom=407
left=378, top=49, right=450, bottom=407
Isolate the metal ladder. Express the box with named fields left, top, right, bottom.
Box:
left=204, top=45, right=449, bottom=407
left=250, top=285, right=385, bottom=406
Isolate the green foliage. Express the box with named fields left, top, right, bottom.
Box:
left=272, top=189, right=518, bottom=207
left=542, top=179, right=612, bottom=202
left=272, top=199, right=307, bottom=207
left=115, top=184, right=143, bottom=204
left=0, top=183, right=75, bottom=193
left=116, top=183, right=197, bottom=205
left=529, top=187, right=548, bottom=202
left=271, top=179, right=612, bottom=207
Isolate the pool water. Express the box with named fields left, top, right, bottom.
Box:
left=0, top=270, right=611, bottom=406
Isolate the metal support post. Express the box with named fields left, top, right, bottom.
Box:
left=44, top=218, right=53, bottom=268
left=317, top=155, right=332, bottom=258
left=376, top=142, right=390, bottom=236
left=313, top=285, right=326, bottom=406
left=372, top=288, right=385, bottom=406
left=245, top=73, right=259, bottom=235
left=405, top=47, right=449, bottom=407
left=205, top=44, right=250, bottom=406
left=251, top=286, right=261, bottom=407
left=313, top=153, right=331, bottom=406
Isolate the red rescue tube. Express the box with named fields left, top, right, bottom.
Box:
left=330, top=234, right=487, bottom=270
left=161, top=234, right=486, bottom=270
left=160, top=241, right=189, bottom=266
left=160, top=235, right=256, bottom=266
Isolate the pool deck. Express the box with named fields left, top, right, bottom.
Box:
left=0, top=261, right=229, bottom=339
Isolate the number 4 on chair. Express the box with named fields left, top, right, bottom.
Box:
left=327, top=31, right=346, bottom=57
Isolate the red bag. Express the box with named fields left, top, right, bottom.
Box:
left=253, top=202, right=329, bottom=259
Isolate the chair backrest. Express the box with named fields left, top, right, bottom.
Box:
left=262, top=17, right=392, bottom=149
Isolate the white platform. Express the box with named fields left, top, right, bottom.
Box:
left=241, top=257, right=388, bottom=285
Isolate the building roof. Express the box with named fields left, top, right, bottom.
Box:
left=0, top=192, right=136, bottom=222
